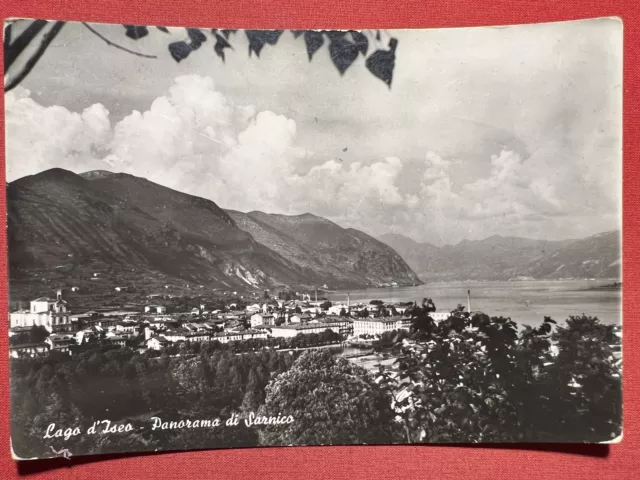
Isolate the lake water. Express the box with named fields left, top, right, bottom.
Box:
left=326, top=280, right=622, bottom=327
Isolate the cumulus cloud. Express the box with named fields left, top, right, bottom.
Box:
left=5, top=87, right=111, bottom=180
left=5, top=74, right=620, bottom=245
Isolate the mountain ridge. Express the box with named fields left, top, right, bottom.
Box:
left=227, top=210, right=422, bottom=288
left=7, top=169, right=421, bottom=298
left=377, top=231, right=621, bottom=281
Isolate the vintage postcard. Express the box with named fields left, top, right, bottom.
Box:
left=4, top=18, right=622, bottom=460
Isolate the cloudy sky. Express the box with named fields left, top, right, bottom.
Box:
left=5, top=18, right=622, bottom=245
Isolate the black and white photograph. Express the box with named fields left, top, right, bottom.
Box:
left=4, top=18, right=622, bottom=460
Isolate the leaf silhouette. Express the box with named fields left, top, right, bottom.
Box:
left=303, top=31, right=324, bottom=60
left=246, top=30, right=283, bottom=57
left=328, top=34, right=360, bottom=75
left=214, top=33, right=232, bottom=62
left=123, top=25, right=149, bottom=40
left=220, top=29, right=237, bottom=39
left=168, top=41, right=192, bottom=62
left=156, top=26, right=169, bottom=34
left=350, top=31, right=369, bottom=56
left=187, top=28, right=207, bottom=50
left=365, top=38, right=398, bottom=88
left=291, top=30, right=305, bottom=39
left=325, top=30, right=346, bottom=41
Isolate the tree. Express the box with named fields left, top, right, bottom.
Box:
left=320, top=300, right=332, bottom=310
left=339, top=308, right=347, bottom=317
left=379, top=311, right=622, bottom=443
left=30, top=325, right=50, bottom=343
left=544, top=316, right=622, bottom=442
left=4, top=21, right=399, bottom=92
left=258, top=349, right=399, bottom=445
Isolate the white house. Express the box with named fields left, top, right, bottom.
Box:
left=144, top=305, right=167, bottom=314
left=290, top=314, right=312, bottom=324
left=147, top=336, right=171, bottom=350
left=250, top=313, right=276, bottom=328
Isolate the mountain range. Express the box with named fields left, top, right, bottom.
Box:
left=227, top=210, right=420, bottom=288
left=377, top=230, right=621, bottom=282
left=7, top=169, right=420, bottom=296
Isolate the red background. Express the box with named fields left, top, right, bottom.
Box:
left=0, top=1, right=637, bottom=478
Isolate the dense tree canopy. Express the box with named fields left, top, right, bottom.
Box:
left=378, top=313, right=621, bottom=443
left=259, top=349, right=399, bottom=445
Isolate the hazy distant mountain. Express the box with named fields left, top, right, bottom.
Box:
left=518, top=230, right=621, bottom=280
left=377, top=233, right=440, bottom=274
left=377, top=231, right=620, bottom=281
left=7, top=168, right=420, bottom=297
left=227, top=210, right=422, bottom=288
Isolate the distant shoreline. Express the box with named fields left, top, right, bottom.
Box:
left=579, top=282, right=622, bottom=292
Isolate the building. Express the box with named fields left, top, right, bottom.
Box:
left=327, top=305, right=349, bottom=316
left=321, top=317, right=354, bottom=335
left=183, top=323, right=211, bottom=332
left=105, top=335, right=127, bottom=347
left=46, top=334, right=76, bottom=354
left=75, top=328, right=99, bottom=344
left=162, top=329, right=188, bottom=343
left=144, top=305, right=167, bottom=314
left=353, top=316, right=411, bottom=337
left=269, top=319, right=351, bottom=338
left=8, top=326, right=33, bottom=338
left=70, top=311, right=98, bottom=324
left=9, top=343, right=50, bottom=359
left=212, top=329, right=268, bottom=343
left=98, top=317, right=119, bottom=329
left=250, top=313, right=276, bottom=328
left=116, top=323, right=138, bottom=335
left=430, top=312, right=452, bottom=322
left=147, top=336, right=171, bottom=350
left=9, top=290, right=73, bottom=333
left=185, top=331, right=211, bottom=342
left=290, top=314, right=312, bottom=324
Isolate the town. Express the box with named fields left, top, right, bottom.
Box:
left=7, top=288, right=455, bottom=359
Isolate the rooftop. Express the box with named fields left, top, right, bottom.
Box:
left=354, top=316, right=406, bottom=323
left=272, top=322, right=346, bottom=330
left=10, top=342, right=49, bottom=349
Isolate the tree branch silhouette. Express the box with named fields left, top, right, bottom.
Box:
left=3, top=22, right=398, bottom=91
left=4, top=20, right=48, bottom=73
left=5, top=22, right=65, bottom=92
left=83, top=23, right=157, bottom=59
